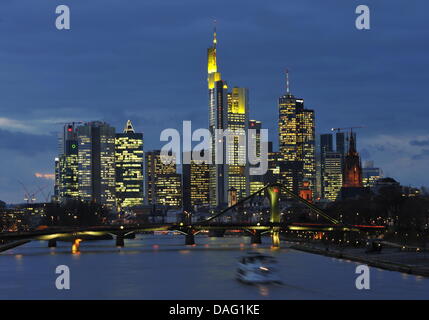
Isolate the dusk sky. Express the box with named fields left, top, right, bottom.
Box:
left=0, top=0, right=428, bottom=203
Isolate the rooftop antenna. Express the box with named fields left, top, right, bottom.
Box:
left=213, top=19, right=217, bottom=47
left=285, top=69, right=290, bottom=94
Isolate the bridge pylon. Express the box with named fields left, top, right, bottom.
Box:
left=116, top=234, right=125, bottom=247
left=266, top=184, right=281, bottom=247
left=185, top=233, right=195, bottom=245
left=48, top=239, right=57, bottom=248
left=250, top=230, right=262, bottom=244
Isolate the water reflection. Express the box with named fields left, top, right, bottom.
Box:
left=0, top=235, right=428, bottom=300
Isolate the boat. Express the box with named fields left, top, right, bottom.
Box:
left=236, top=252, right=281, bottom=284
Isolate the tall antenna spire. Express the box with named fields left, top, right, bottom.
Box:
left=213, top=19, right=217, bottom=47
left=285, top=69, right=290, bottom=94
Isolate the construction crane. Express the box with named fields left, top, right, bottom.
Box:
left=331, top=126, right=365, bottom=133
left=18, top=181, right=47, bottom=204
left=55, top=121, right=85, bottom=125
left=37, top=185, right=51, bottom=203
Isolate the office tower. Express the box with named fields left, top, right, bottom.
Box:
left=320, top=134, right=333, bottom=155
left=362, top=161, right=382, bottom=188
left=77, top=121, right=116, bottom=207
left=145, top=150, right=182, bottom=207
left=183, top=151, right=210, bottom=212
left=248, top=120, right=265, bottom=194
left=115, top=120, right=144, bottom=209
left=56, top=123, right=79, bottom=202
left=226, top=87, right=249, bottom=201
left=208, top=27, right=228, bottom=208
left=278, top=71, right=316, bottom=195
left=319, top=133, right=334, bottom=199
left=322, top=151, right=343, bottom=201
left=249, top=120, right=261, bottom=156
left=182, top=160, right=192, bottom=212
left=54, top=157, right=60, bottom=202
left=264, top=142, right=280, bottom=184
left=336, top=132, right=346, bottom=156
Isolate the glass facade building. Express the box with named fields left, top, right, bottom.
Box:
left=115, top=120, right=144, bottom=209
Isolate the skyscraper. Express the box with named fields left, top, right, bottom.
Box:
left=320, top=133, right=334, bottom=199
left=320, top=134, right=333, bottom=156
left=278, top=71, right=316, bottom=196
left=249, top=120, right=265, bottom=194
left=208, top=27, right=228, bottom=208
left=227, top=87, right=249, bottom=201
left=145, top=150, right=182, bottom=208
left=56, top=123, right=79, bottom=202
left=77, top=121, right=116, bottom=207
left=182, top=151, right=210, bottom=212
left=207, top=27, right=250, bottom=207
left=336, top=132, right=346, bottom=156
left=322, top=151, right=343, bottom=201
left=115, top=120, right=144, bottom=209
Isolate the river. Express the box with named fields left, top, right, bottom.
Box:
left=1, top=235, right=428, bottom=299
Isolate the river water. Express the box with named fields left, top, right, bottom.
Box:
left=1, top=235, right=428, bottom=299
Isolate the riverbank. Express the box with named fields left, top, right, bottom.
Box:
left=290, top=242, right=429, bottom=277
left=0, top=240, right=30, bottom=253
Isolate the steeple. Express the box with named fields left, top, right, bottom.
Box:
left=348, top=131, right=357, bottom=155
left=123, top=120, right=135, bottom=133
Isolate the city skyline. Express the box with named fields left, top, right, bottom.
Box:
left=1, top=1, right=429, bottom=203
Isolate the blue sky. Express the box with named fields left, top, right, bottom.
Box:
left=0, top=0, right=428, bottom=203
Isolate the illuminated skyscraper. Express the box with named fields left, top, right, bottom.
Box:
left=183, top=151, right=210, bottom=211
left=322, top=151, right=343, bottom=201
left=278, top=71, right=316, bottom=195
left=145, top=150, right=182, bottom=207
left=115, top=120, right=144, bottom=209
left=249, top=120, right=265, bottom=194
left=207, top=27, right=252, bottom=207
left=320, top=133, right=334, bottom=199
left=56, top=123, right=79, bottom=202
left=227, top=87, right=249, bottom=200
left=77, top=121, right=116, bottom=207
left=208, top=26, right=229, bottom=208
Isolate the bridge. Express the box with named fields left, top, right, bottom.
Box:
left=0, top=183, right=385, bottom=252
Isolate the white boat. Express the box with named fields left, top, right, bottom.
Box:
left=236, top=252, right=281, bottom=284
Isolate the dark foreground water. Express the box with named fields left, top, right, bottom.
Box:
left=1, top=235, right=429, bottom=299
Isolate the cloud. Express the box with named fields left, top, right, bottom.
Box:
left=410, top=139, right=429, bottom=147
left=35, top=173, right=55, bottom=180
left=0, top=129, right=56, bottom=154
left=359, top=134, right=429, bottom=186
left=412, top=149, right=429, bottom=160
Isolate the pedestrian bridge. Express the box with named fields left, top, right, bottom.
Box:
left=0, top=183, right=385, bottom=252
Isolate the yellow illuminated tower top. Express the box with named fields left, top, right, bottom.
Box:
left=207, top=21, right=221, bottom=89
